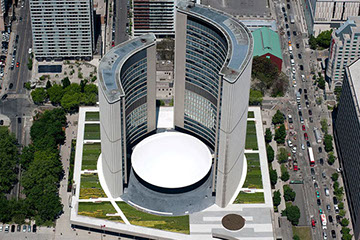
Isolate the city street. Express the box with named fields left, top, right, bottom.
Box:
left=274, top=0, right=352, bottom=239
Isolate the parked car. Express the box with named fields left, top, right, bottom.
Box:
left=304, top=133, right=308, bottom=140
left=28, top=225, right=31, bottom=232
left=336, top=215, right=341, bottom=223
left=328, top=215, right=333, bottom=223
left=4, top=225, right=9, bottom=232
left=320, top=158, right=324, bottom=165
left=314, top=182, right=318, bottom=188
left=298, top=110, right=302, bottom=116
left=309, top=117, right=313, bottom=123
left=307, top=141, right=311, bottom=147
left=325, top=187, right=330, bottom=196
left=11, top=225, right=15, bottom=232
left=318, top=147, right=322, bottom=153
left=299, top=88, right=302, bottom=94
left=32, top=224, right=36, bottom=232
left=296, top=43, right=300, bottom=48
left=302, top=125, right=306, bottom=131
left=317, top=199, right=321, bottom=205
left=323, top=231, right=327, bottom=240
left=311, top=168, right=315, bottom=175
left=300, top=65, right=304, bottom=71
left=311, top=219, right=316, bottom=228
left=17, top=225, right=21, bottom=232
left=301, top=144, right=305, bottom=150
left=304, top=89, right=307, bottom=93
left=331, top=230, right=336, bottom=238
left=316, top=191, right=320, bottom=198
left=326, top=204, right=331, bottom=211
left=333, top=197, right=338, bottom=205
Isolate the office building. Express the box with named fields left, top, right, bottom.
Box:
left=133, top=0, right=175, bottom=37
left=252, top=27, right=282, bottom=71
left=304, top=0, right=360, bottom=36
left=99, top=1, right=253, bottom=208
left=326, top=17, right=360, bottom=89
left=334, top=58, right=360, bottom=240
left=29, top=0, right=94, bottom=60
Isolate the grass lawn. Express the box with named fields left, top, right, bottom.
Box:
left=117, top=202, right=190, bottom=234
left=82, top=143, right=101, bottom=170
left=78, top=202, right=123, bottom=222
left=85, top=112, right=100, bottom=121
left=233, top=191, right=264, bottom=204
left=292, top=226, right=311, bottom=240
left=242, top=153, right=263, bottom=189
left=248, top=111, right=254, bottom=118
left=245, top=121, right=258, bottom=150
left=84, top=124, right=100, bottom=140
left=79, top=173, right=107, bottom=199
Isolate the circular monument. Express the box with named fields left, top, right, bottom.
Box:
left=222, top=214, right=245, bottom=231
left=131, top=132, right=212, bottom=193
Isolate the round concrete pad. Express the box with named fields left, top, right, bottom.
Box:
left=222, top=214, right=245, bottom=231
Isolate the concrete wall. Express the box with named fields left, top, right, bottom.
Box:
left=147, top=45, right=157, bottom=132
left=215, top=60, right=253, bottom=207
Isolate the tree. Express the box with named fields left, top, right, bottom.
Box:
left=46, top=80, right=52, bottom=89
left=328, top=152, right=336, bottom=165
left=249, top=89, right=263, bottom=106
left=342, top=233, right=353, bottom=240
left=339, top=201, right=344, bottom=210
left=335, top=187, right=344, bottom=199
left=19, top=144, right=35, bottom=170
left=331, top=172, right=339, bottom=182
left=27, top=57, right=33, bottom=70
left=293, top=235, right=300, bottom=240
left=252, top=56, right=279, bottom=90
left=24, top=82, right=31, bottom=90
left=272, top=110, right=285, bottom=125
left=283, top=185, right=296, bottom=202
left=320, top=119, right=328, bottom=134
left=61, top=92, right=82, bottom=112
left=317, top=75, right=326, bottom=90
left=274, top=124, right=286, bottom=144
left=31, top=88, right=47, bottom=104
left=309, top=35, right=317, bottom=50
left=265, top=128, right=272, bottom=143
left=316, top=30, right=333, bottom=49
left=341, top=218, right=350, bottom=227
left=61, top=77, right=71, bottom=88
left=282, top=204, right=300, bottom=225
left=0, top=127, right=19, bottom=193
left=339, top=209, right=346, bottom=217
left=333, top=181, right=339, bottom=190
left=266, top=144, right=275, bottom=163
left=270, top=167, right=278, bottom=186
left=324, top=134, right=334, bottom=152
left=80, top=80, right=87, bottom=93
left=273, top=190, right=281, bottom=207
left=334, top=86, right=342, bottom=102
left=342, top=227, right=351, bottom=235
left=281, top=164, right=290, bottom=182
left=47, top=84, right=64, bottom=105
left=277, top=147, right=289, bottom=163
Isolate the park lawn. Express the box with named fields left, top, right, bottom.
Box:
left=117, top=202, right=190, bottom=234
left=245, top=121, right=258, bottom=150
left=292, top=226, right=311, bottom=240
left=82, top=143, right=101, bottom=170
left=85, top=112, right=100, bottom=121
left=84, top=124, right=100, bottom=140
left=78, top=202, right=123, bottom=222
left=233, top=191, right=265, bottom=204
left=248, top=111, right=254, bottom=118
left=79, top=173, right=107, bottom=199
left=242, top=153, right=263, bottom=189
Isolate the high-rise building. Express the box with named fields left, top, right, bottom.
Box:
left=98, top=1, right=253, bottom=208
left=133, top=0, right=175, bottom=37
left=29, top=0, right=94, bottom=61
left=304, top=0, right=360, bottom=36
left=334, top=58, right=360, bottom=240
left=0, top=0, right=6, bottom=31
left=326, top=17, right=360, bottom=89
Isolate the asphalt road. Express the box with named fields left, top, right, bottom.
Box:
left=277, top=1, right=343, bottom=239
left=114, top=0, right=129, bottom=45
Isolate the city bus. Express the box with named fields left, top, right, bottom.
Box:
left=320, top=214, right=327, bottom=229
left=308, top=147, right=315, bottom=166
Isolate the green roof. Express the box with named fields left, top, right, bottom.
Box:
left=252, top=27, right=282, bottom=60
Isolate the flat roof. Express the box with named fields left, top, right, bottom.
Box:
left=98, top=34, right=156, bottom=103
left=131, top=132, right=212, bottom=189
left=201, top=0, right=270, bottom=17
left=177, top=1, right=253, bottom=83
left=156, top=106, right=174, bottom=129
left=347, top=58, right=360, bottom=113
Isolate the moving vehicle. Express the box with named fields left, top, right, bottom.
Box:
left=316, top=191, right=320, bottom=198
left=293, top=162, right=298, bottom=171
left=290, top=14, right=295, bottom=23
left=288, top=139, right=293, bottom=147
left=317, top=199, right=321, bottom=205
left=288, top=115, right=293, bottom=123
left=308, top=109, right=312, bottom=115
left=298, top=53, right=302, bottom=59
left=326, top=204, right=331, bottom=211
left=304, top=132, right=308, bottom=140
left=325, top=188, right=330, bottom=196
left=311, top=219, right=316, bottom=228
left=302, top=125, right=306, bottom=131
left=320, top=158, right=324, bottom=165
left=308, top=147, right=315, bottom=166
left=321, top=214, right=327, bottom=229
left=296, top=92, right=301, bottom=102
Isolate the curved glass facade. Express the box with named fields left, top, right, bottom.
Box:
left=120, top=50, right=149, bottom=145
left=183, top=17, right=228, bottom=148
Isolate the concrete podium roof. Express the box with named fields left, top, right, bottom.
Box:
left=131, top=132, right=212, bottom=189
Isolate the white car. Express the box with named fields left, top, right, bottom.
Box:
left=288, top=139, right=293, bottom=147
left=301, top=144, right=305, bottom=150
left=292, top=68, right=296, bottom=74
left=292, top=147, right=297, bottom=153
left=28, top=48, right=32, bottom=54
left=297, top=104, right=301, bottom=110
left=323, top=231, right=327, bottom=240
left=0, top=225, right=2, bottom=232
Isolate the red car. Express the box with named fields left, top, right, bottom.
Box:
left=302, top=125, right=306, bottom=131
left=304, top=133, right=308, bottom=140
left=16, top=62, right=19, bottom=68
left=311, top=219, right=315, bottom=228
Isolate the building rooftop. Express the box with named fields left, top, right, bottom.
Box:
left=177, top=1, right=253, bottom=83
left=252, top=27, right=282, bottom=60
left=131, top=132, right=212, bottom=189
left=335, top=16, right=360, bottom=40
left=98, top=34, right=156, bottom=103
left=347, top=58, right=360, bottom=114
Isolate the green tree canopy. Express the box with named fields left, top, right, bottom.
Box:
left=328, top=152, right=336, bottom=165
left=282, top=204, right=300, bottom=225
left=265, top=128, right=272, bottom=143
left=277, top=147, right=289, bottom=163
left=273, top=190, right=281, bottom=207
left=293, top=235, right=300, bottom=240
left=19, top=144, right=35, bottom=171
left=270, top=167, right=278, bottom=186
left=283, top=185, right=296, bottom=202
left=331, top=172, right=339, bottom=182
left=318, top=75, right=326, bottom=90
left=274, top=124, right=286, bottom=144
left=31, top=88, right=47, bottom=104
left=309, top=35, right=317, bottom=50
left=316, top=30, right=333, bottom=49
left=266, top=144, right=275, bottom=163
left=272, top=110, right=285, bottom=125
left=45, top=80, right=52, bottom=89
left=249, top=89, right=263, bottom=106
left=280, top=164, right=290, bottom=182
left=320, top=119, right=328, bottom=134
left=0, top=127, right=19, bottom=193
left=324, top=134, right=334, bottom=152
left=252, top=56, right=279, bottom=89
left=61, top=77, right=71, bottom=88
left=341, top=218, right=350, bottom=227
left=61, top=92, right=82, bottom=112
left=47, top=84, right=64, bottom=105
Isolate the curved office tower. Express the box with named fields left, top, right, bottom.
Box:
left=174, top=2, right=254, bottom=207
left=98, top=34, right=157, bottom=198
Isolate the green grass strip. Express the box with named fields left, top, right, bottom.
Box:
left=117, top=202, right=190, bottom=234
left=243, top=153, right=263, bottom=189
left=84, top=124, right=100, bottom=140
left=245, top=121, right=258, bottom=150
left=78, top=202, right=123, bottom=222
left=85, top=112, right=100, bottom=121
left=82, top=143, right=101, bottom=170
left=233, top=191, right=265, bottom=204
left=79, top=173, right=106, bottom=199
left=248, top=111, right=255, bottom=118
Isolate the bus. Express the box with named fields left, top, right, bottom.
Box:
left=308, top=147, right=315, bottom=166
left=320, top=214, right=327, bottom=229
